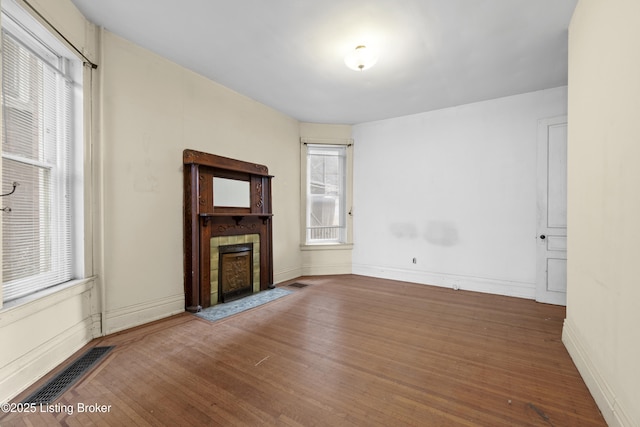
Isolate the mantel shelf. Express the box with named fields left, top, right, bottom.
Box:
left=199, top=212, right=273, bottom=226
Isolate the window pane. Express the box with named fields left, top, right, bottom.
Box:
left=2, top=159, right=52, bottom=283
left=2, top=35, right=45, bottom=162
left=1, top=15, right=79, bottom=302
left=306, top=145, right=346, bottom=243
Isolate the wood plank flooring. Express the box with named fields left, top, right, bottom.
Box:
left=1, top=275, right=605, bottom=426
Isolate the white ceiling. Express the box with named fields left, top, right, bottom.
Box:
left=70, top=0, right=577, bottom=125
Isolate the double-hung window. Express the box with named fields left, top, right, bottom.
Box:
left=1, top=3, right=83, bottom=303
left=302, top=141, right=352, bottom=245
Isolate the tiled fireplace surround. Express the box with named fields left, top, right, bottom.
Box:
left=210, top=234, right=261, bottom=305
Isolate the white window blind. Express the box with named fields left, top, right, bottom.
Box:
left=1, top=11, right=78, bottom=302
left=305, top=144, right=347, bottom=244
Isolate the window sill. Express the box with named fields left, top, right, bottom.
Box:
left=300, top=243, right=354, bottom=251
left=0, top=277, right=96, bottom=323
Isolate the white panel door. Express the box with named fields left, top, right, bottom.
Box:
left=536, top=116, right=568, bottom=305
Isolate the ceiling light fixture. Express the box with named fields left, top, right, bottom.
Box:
left=344, top=45, right=378, bottom=71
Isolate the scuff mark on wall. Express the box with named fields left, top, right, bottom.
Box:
left=424, top=220, right=459, bottom=246
left=133, top=135, right=159, bottom=192
left=390, top=223, right=418, bottom=239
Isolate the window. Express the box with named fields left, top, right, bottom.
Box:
left=1, top=3, right=83, bottom=303
left=302, top=141, right=352, bottom=245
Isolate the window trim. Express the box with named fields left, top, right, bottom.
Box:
left=0, top=0, right=85, bottom=307
left=300, top=137, right=354, bottom=247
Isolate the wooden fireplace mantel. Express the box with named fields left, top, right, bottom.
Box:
left=183, top=149, right=274, bottom=312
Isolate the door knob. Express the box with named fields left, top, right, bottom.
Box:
left=540, top=235, right=546, bottom=240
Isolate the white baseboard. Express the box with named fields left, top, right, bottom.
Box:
left=104, top=294, right=184, bottom=335
left=352, top=264, right=535, bottom=299
left=274, top=266, right=303, bottom=285
left=274, top=264, right=352, bottom=285
left=0, top=317, right=94, bottom=404
left=301, top=263, right=352, bottom=277
left=562, top=319, right=634, bottom=427
left=91, top=312, right=102, bottom=337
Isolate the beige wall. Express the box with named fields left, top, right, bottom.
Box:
left=21, top=0, right=98, bottom=58
left=564, top=1, right=640, bottom=425
left=100, top=31, right=302, bottom=333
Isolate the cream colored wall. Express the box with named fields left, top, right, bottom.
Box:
left=0, top=0, right=100, bottom=404
left=563, top=1, right=640, bottom=426
left=299, top=123, right=352, bottom=140
left=100, top=32, right=302, bottom=333
left=299, top=123, right=353, bottom=275
left=21, top=0, right=98, bottom=56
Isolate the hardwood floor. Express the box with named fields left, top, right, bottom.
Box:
left=2, top=275, right=605, bottom=426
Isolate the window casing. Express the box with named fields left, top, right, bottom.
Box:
left=1, top=4, right=83, bottom=303
left=302, top=140, right=352, bottom=245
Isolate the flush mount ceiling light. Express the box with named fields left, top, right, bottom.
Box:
left=344, top=45, right=378, bottom=71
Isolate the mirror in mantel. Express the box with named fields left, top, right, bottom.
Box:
left=213, top=177, right=250, bottom=208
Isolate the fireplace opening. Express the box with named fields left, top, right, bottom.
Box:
left=218, top=243, right=254, bottom=303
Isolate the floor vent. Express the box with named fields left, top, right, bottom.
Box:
left=23, top=346, right=114, bottom=404
left=288, top=282, right=309, bottom=288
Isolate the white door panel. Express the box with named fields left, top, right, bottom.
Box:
left=546, top=258, right=567, bottom=293
left=536, top=116, right=567, bottom=305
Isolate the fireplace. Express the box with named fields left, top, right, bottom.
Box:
left=218, top=243, right=253, bottom=302
left=183, top=150, right=274, bottom=312
left=210, top=234, right=261, bottom=304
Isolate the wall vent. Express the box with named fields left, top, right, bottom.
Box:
left=22, top=346, right=114, bottom=404
left=288, top=282, right=309, bottom=288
